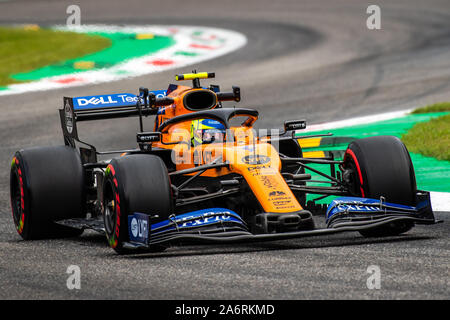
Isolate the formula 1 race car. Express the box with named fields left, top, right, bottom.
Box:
left=10, top=72, right=439, bottom=253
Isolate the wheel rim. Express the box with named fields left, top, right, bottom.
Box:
left=103, top=183, right=116, bottom=235
left=345, top=161, right=361, bottom=196
left=10, top=171, right=22, bottom=227
left=343, top=151, right=365, bottom=197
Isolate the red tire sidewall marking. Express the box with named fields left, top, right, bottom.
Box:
left=106, top=164, right=121, bottom=249
left=11, top=156, right=25, bottom=235
left=344, top=149, right=365, bottom=197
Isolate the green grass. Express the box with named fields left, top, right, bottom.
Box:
left=411, top=102, right=450, bottom=114
left=0, top=26, right=111, bottom=86
left=402, top=113, right=450, bottom=161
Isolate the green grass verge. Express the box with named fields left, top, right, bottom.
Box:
left=402, top=113, right=450, bottom=161
left=0, top=26, right=111, bottom=86
left=411, top=102, right=450, bottom=114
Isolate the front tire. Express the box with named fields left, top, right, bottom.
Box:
left=103, top=155, right=173, bottom=254
left=343, top=136, right=417, bottom=237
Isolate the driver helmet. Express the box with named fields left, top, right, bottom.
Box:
left=190, top=119, right=226, bottom=146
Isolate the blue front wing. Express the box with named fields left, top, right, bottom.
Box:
left=124, top=193, right=438, bottom=249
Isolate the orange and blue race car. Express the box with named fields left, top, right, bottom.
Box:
left=9, top=72, right=439, bottom=253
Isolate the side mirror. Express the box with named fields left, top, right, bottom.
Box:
left=216, top=86, right=241, bottom=102
left=136, top=132, right=161, bottom=142
left=147, top=92, right=156, bottom=108
left=137, top=132, right=161, bottom=151
left=139, top=87, right=149, bottom=108
left=232, top=86, right=241, bottom=102
left=138, top=87, right=157, bottom=108
left=137, top=132, right=161, bottom=143
left=284, top=120, right=306, bottom=132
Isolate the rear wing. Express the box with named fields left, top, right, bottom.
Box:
left=59, top=82, right=241, bottom=157
left=59, top=90, right=167, bottom=144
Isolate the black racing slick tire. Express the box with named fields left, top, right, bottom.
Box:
left=10, top=146, right=85, bottom=240
left=343, top=136, right=417, bottom=237
left=103, top=155, right=173, bottom=254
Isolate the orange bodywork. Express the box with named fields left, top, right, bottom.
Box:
left=151, top=85, right=304, bottom=214
left=153, top=85, right=202, bottom=131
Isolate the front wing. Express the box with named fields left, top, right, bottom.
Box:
left=121, top=192, right=440, bottom=250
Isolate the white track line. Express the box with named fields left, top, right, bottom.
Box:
left=430, top=192, right=450, bottom=212
left=0, top=24, right=247, bottom=96
left=302, top=109, right=413, bottom=132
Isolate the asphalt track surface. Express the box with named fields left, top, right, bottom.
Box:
left=0, top=0, right=449, bottom=299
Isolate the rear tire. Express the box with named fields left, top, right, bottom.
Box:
left=10, top=146, right=85, bottom=240
left=343, top=136, right=417, bottom=237
left=103, top=155, right=173, bottom=254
